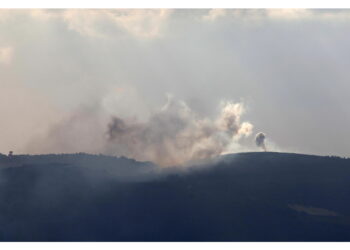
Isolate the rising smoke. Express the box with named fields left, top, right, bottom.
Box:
left=255, top=132, right=266, bottom=151
left=28, top=95, right=255, bottom=166
left=105, top=96, right=253, bottom=166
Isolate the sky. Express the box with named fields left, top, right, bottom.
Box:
left=0, top=9, right=350, bottom=161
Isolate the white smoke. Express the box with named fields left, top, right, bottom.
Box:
left=106, top=96, right=253, bottom=166
left=255, top=132, right=266, bottom=151
left=28, top=94, right=255, bottom=167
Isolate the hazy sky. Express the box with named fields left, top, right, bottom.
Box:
left=1, top=9, right=350, bottom=158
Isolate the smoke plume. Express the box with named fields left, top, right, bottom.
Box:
left=105, top=96, right=253, bottom=166
left=255, top=132, right=266, bottom=151
left=28, top=95, right=254, bottom=166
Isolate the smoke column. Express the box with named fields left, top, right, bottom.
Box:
left=255, top=132, right=266, bottom=151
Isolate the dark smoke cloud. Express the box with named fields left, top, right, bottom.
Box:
left=255, top=132, right=266, bottom=151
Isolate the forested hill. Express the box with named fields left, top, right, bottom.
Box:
left=0, top=152, right=349, bottom=241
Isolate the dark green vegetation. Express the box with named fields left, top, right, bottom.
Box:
left=0, top=152, right=349, bottom=241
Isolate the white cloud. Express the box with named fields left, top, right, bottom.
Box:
left=15, top=9, right=350, bottom=39
left=62, top=9, right=104, bottom=38
left=106, top=9, right=171, bottom=38
left=29, top=9, right=63, bottom=21
left=201, top=9, right=350, bottom=23
left=202, top=9, right=226, bottom=21
left=61, top=9, right=171, bottom=39
left=0, top=9, right=13, bottom=22
left=0, top=46, right=13, bottom=65
left=265, top=8, right=311, bottom=19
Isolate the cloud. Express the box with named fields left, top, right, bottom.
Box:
left=29, top=9, right=63, bottom=20
left=62, top=9, right=107, bottom=38
left=61, top=9, right=171, bottom=39
left=105, top=9, right=171, bottom=38
left=201, top=9, right=350, bottom=23
left=202, top=9, right=227, bottom=21
left=265, top=9, right=311, bottom=20
left=9, top=9, right=350, bottom=40
left=0, top=46, right=13, bottom=65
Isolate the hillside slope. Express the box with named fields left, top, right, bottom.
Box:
left=0, top=152, right=349, bottom=241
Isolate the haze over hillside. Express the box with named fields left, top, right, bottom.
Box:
left=2, top=8, right=350, bottom=243
left=0, top=152, right=349, bottom=241
left=2, top=9, right=350, bottom=159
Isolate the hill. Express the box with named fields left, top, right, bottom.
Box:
left=0, top=152, right=349, bottom=241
